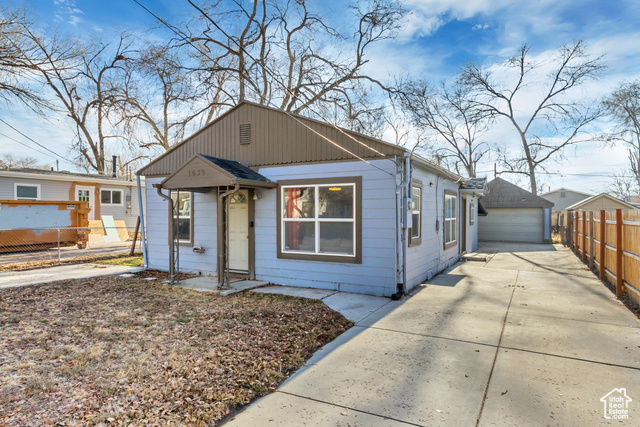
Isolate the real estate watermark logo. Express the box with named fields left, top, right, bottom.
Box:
left=600, top=388, right=632, bottom=420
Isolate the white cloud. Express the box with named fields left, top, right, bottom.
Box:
left=53, top=0, right=84, bottom=27
left=472, top=24, right=490, bottom=31
left=398, top=11, right=445, bottom=41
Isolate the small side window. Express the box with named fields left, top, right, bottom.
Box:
left=15, top=183, right=40, bottom=200
left=409, top=184, right=422, bottom=246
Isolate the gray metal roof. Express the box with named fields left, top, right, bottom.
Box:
left=460, top=177, right=487, bottom=191
left=199, top=154, right=271, bottom=183
left=481, top=177, right=554, bottom=209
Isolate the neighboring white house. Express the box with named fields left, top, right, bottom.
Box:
left=540, top=188, right=592, bottom=211
left=138, top=102, right=486, bottom=297
left=0, top=168, right=145, bottom=228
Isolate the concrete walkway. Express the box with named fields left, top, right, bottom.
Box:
left=227, top=243, right=640, bottom=426
left=0, top=263, right=142, bottom=289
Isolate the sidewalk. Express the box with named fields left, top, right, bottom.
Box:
left=0, top=263, right=142, bottom=289
left=226, top=243, right=640, bottom=426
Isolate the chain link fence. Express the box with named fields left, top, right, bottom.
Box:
left=0, top=225, right=144, bottom=267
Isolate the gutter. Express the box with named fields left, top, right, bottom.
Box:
left=136, top=173, right=148, bottom=269
left=153, top=183, right=176, bottom=283
left=394, top=153, right=412, bottom=300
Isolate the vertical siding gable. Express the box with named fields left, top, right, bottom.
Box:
left=139, top=102, right=405, bottom=176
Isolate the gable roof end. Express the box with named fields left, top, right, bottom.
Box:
left=138, top=101, right=408, bottom=177
left=565, top=193, right=637, bottom=210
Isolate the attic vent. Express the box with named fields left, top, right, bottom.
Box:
left=561, top=192, right=566, bottom=198
left=239, top=123, right=251, bottom=145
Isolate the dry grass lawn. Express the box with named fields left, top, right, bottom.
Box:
left=0, top=273, right=352, bottom=425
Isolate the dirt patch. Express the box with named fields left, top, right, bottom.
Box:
left=600, top=278, right=640, bottom=320
left=132, top=269, right=197, bottom=281
left=0, top=252, right=143, bottom=272
left=0, top=276, right=352, bottom=425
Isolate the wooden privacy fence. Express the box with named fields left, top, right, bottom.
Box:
left=563, top=209, right=640, bottom=304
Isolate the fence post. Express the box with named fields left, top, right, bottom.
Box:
left=600, top=210, right=606, bottom=280
left=57, top=228, right=61, bottom=262
left=616, top=209, right=623, bottom=296
left=582, top=211, right=587, bottom=260
left=589, top=211, right=594, bottom=269
left=571, top=212, right=580, bottom=255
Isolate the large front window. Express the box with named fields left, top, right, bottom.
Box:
left=282, top=183, right=355, bottom=256
left=444, top=192, right=457, bottom=248
left=278, top=178, right=361, bottom=263
left=171, top=191, right=192, bottom=244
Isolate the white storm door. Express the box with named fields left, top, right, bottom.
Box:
left=76, top=186, right=95, bottom=220
left=228, top=190, right=249, bottom=271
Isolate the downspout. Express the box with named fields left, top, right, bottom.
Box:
left=218, top=183, right=240, bottom=289
left=393, top=153, right=412, bottom=300
left=136, top=173, right=148, bottom=269
left=153, top=183, right=175, bottom=283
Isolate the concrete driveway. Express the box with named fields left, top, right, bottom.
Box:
left=227, top=243, right=640, bottom=426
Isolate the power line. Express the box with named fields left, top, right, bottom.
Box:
left=478, top=170, right=636, bottom=178
left=132, top=0, right=397, bottom=177
left=0, top=131, right=75, bottom=166
left=0, top=118, right=67, bottom=160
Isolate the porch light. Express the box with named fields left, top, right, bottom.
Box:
left=328, top=187, right=342, bottom=191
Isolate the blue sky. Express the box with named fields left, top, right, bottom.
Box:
left=2, top=0, right=640, bottom=194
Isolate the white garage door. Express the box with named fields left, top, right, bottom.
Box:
left=478, top=207, right=543, bottom=243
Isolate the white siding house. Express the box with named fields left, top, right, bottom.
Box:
left=139, top=102, right=484, bottom=297
left=0, top=169, right=145, bottom=228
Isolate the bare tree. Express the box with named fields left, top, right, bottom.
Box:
left=117, top=43, right=228, bottom=151
left=396, top=79, right=492, bottom=178
left=460, top=41, right=605, bottom=194
left=607, top=170, right=639, bottom=202
left=603, top=81, right=640, bottom=186
left=0, top=5, right=51, bottom=113
left=0, top=154, right=39, bottom=169
left=12, top=21, right=132, bottom=173
left=184, top=0, right=403, bottom=129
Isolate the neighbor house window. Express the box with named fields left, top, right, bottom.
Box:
left=409, top=183, right=422, bottom=246
left=101, top=189, right=123, bottom=205
left=15, top=183, right=40, bottom=200
left=278, top=177, right=362, bottom=263
left=170, top=191, right=193, bottom=245
left=444, top=192, right=457, bottom=249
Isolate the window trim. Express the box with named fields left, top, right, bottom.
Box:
left=168, top=190, right=194, bottom=247
left=100, top=188, right=124, bottom=206
left=14, top=183, right=41, bottom=201
left=444, top=190, right=457, bottom=250
left=409, top=180, right=422, bottom=247
left=277, top=177, right=362, bottom=264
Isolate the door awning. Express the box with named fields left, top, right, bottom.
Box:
left=160, top=154, right=277, bottom=191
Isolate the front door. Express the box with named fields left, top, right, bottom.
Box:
left=76, top=186, right=95, bottom=220
left=228, top=190, right=249, bottom=271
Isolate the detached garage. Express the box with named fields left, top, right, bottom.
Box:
left=478, top=178, right=554, bottom=243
